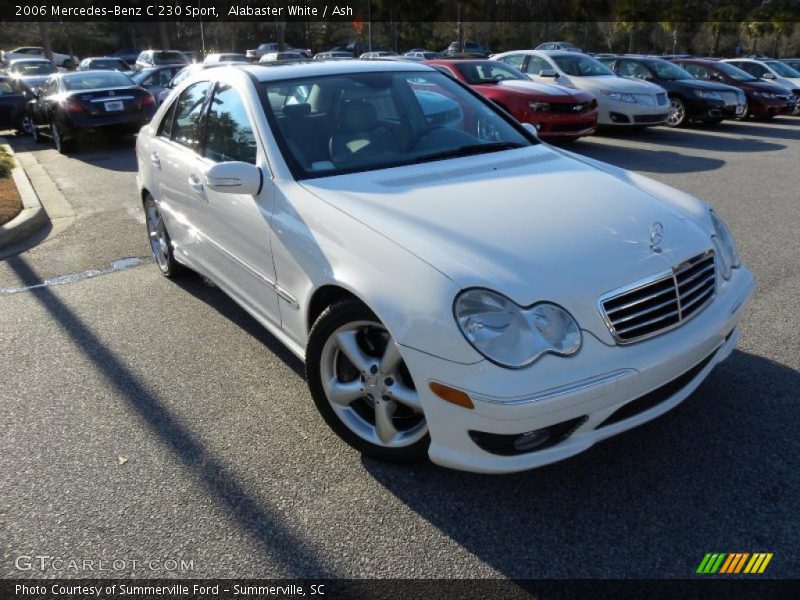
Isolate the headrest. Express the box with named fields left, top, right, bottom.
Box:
left=341, top=100, right=378, bottom=133
left=282, top=103, right=311, bottom=118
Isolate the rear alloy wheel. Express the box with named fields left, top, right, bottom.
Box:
left=50, top=119, right=72, bottom=154
left=307, top=300, right=429, bottom=461
left=666, top=97, right=688, bottom=127
left=144, top=195, right=181, bottom=277
left=17, top=114, right=34, bottom=136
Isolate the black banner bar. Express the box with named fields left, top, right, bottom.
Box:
left=3, top=0, right=800, bottom=23
left=3, top=579, right=800, bottom=600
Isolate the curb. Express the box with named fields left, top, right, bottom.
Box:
left=0, top=139, right=49, bottom=250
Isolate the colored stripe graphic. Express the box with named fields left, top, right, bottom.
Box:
left=699, top=552, right=773, bottom=574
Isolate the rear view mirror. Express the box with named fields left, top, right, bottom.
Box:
left=205, top=161, right=262, bottom=195
left=539, top=69, right=557, bottom=78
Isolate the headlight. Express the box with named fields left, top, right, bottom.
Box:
left=753, top=91, right=773, bottom=99
left=599, top=90, right=636, bottom=103
left=694, top=90, right=723, bottom=100
left=710, top=209, right=740, bottom=280
left=454, top=288, right=581, bottom=368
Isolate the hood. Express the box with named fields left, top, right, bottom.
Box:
left=744, top=79, right=794, bottom=94
left=300, top=145, right=713, bottom=342
left=669, top=78, right=740, bottom=93
left=775, top=76, right=800, bottom=89
left=494, top=79, right=588, bottom=100
left=562, top=74, right=664, bottom=94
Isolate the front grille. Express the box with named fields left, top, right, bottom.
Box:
left=597, top=348, right=718, bottom=428
left=633, top=113, right=669, bottom=123
left=549, top=102, right=589, bottom=113
left=600, top=251, right=716, bottom=344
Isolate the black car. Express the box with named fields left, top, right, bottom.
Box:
left=598, top=55, right=745, bottom=126
left=673, top=59, right=796, bottom=119
left=28, top=70, right=156, bottom=153
left=108, top=48, right=142, bottom=65
left=0, top=75, right=32, bottom=133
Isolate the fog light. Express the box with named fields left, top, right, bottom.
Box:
left=512, top=429, right=551, bottom=452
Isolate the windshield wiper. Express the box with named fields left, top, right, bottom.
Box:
left=415, top=142, right=526, bottom=164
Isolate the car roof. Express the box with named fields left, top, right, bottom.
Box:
left=238, top=60, right=432, bottom=82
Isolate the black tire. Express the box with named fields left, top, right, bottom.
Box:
left=50, top=118, right=73, bottom=154
left=306, top=299, right=430, bottom=462
left=144, top=194, right=182, bottom=278
left=666, top=96, right=688, bottom=127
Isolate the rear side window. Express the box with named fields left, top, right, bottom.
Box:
left=171, top=81, right=212, bottom=151
left=204, top=83, right=257, bottom=164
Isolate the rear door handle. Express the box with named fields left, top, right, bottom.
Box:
left=188, top=174, right=204, bottom=194
left=150, top=152, right=160, bottom=168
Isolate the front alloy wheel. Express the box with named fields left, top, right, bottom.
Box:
left=666, top=97, right=687, bottom=127
left=307, top=300, right=429, bottom=461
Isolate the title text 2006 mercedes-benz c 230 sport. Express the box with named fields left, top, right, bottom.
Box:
left=136, top=61, right=753, bottom=474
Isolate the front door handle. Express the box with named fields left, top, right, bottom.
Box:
left=150, top=152, right=160, bottom=168
left=188, top=174, right=204, bottom=194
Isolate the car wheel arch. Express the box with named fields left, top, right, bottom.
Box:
left=306, top=284, right=371, bottom=337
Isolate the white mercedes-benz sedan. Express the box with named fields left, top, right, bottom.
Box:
left=136, top=61, right=754, bottom=473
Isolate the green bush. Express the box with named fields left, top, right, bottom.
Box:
left=0, top=146, right=14, bottom=178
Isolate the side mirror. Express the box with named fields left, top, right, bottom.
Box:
left=762, top=72, right=775, bottom=80
left=522, top=122, right=539, bottom=140
left=205, top=161, right=262, bottom=195
left=539, top=69, right=557, bottom=78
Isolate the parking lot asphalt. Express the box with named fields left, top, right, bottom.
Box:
left=1, top=119, right=798, bottom=579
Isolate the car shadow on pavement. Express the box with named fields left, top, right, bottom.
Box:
left=172, top=272, right=305, bottom=379
left=574, top=143, right=726, bottom=174
left=593, top=125, right=786, bottom=153
left=9, top=131, right=138, bottom=173
left=714, top=117, right=800, bottom=141
left=363, top=349, right=800, bottom=578
left=4, top=254, right=331, bottom=577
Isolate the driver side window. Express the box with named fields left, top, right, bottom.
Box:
left=170, top=81, right=212, bottom=152
left=499, top=54, right=524, bottom=70
left=525, top=56, right=550, bottom=75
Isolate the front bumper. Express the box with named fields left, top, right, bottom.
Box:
left=529, top=110, right=598, bottom=139
left=685, top=97, right=743, bottom=120
left=401, top=265, right=754, bottom=474
left=596, top=98, right=669, bottom=126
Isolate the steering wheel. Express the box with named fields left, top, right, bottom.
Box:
left=409, top=125, right=444, bottom=150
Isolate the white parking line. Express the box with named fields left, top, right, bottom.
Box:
left=0, top=257, right=145, bottom=296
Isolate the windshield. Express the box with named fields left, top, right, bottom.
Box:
left=10, top=61, right=57, bottom=75
left=714, top=62, right=759, bottom=82
left=152, top=51, right=188, bottom=65
left=551, top=54, right=614, bottom=77
left=261, top=71, right=533, bottom=179
left=454, top=61, right=526, bottom=84
left=766, top=60, right=800, bottom=78
left=63, top=72, right=133, bottom=90
left=91, top=59, right=127, bottom=71
left=647, top=59, right=692, bottom=80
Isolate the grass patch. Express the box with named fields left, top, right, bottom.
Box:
left=0, top=146, right=14, bottom=178
left=0, top=146, right=22, bottom=225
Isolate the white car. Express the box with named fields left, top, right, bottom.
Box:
left=1, top=46, right=79, bottom=69
left=493, top=50, right=670, bottom=126
left=136, top=61, right=753, bottom=474
left=722, top=58, right=800, bottom=114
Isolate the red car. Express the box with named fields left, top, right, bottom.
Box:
left=427, top=59, right=598, bottom=141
